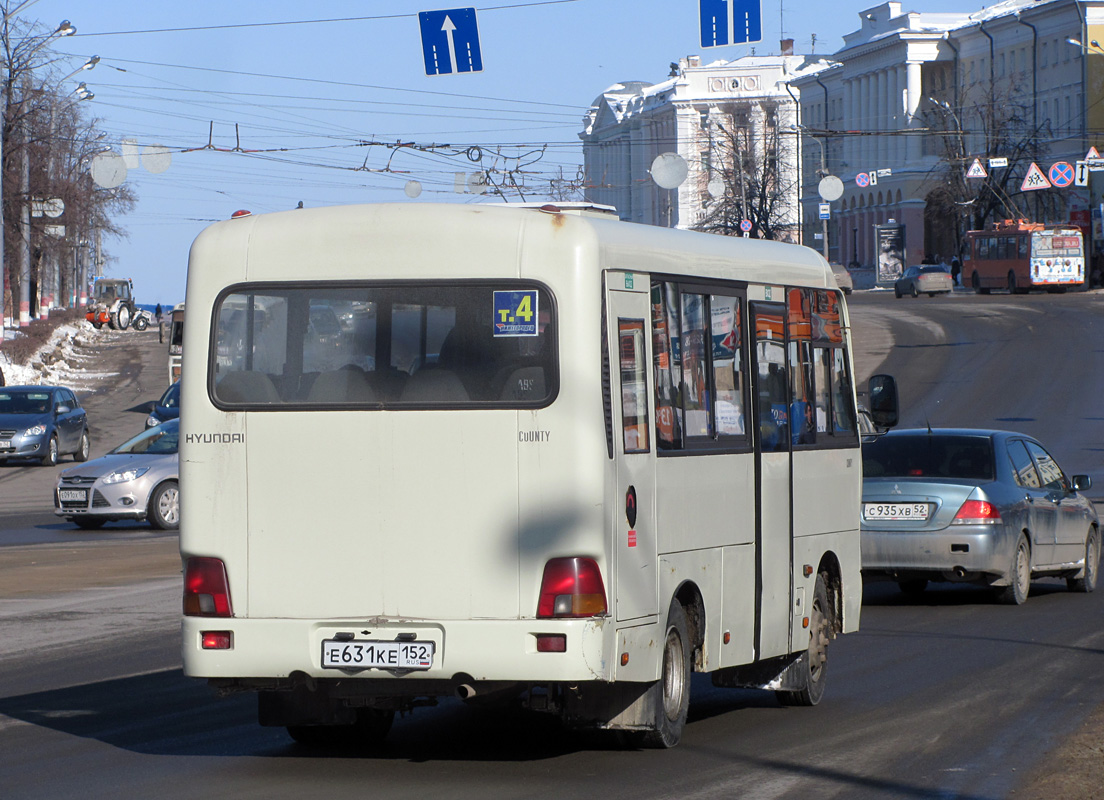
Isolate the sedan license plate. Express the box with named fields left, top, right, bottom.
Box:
left=321, top=639, right=435, bottom=671
left=863, top=502, right=929, bottom=521
left=59, top=489, right=88, bottom=503
left=0, top=441, right=12, bottom=450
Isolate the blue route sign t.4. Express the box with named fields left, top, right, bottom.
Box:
left=700, top=0, right=763, bottom=48
left=419, top=8, right=483, bottom=76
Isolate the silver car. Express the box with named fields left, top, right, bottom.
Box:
left=861, top=429, right=1099, bottom=604
left=54, top=419, right=179, bottom=530
left=894, top=265, right=954, bottom=298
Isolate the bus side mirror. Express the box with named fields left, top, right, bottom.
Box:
left=867, top=374, right=899, bottom=429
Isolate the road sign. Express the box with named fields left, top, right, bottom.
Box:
left=966, top=158, right=987, bottom=179
left=1077, top=161, right=1089, bottom=186
left=868, top=169, right=878, bottom=185
left=700, top=0, right=762, bottom=47
left=1086, top=157, right=1104, bottom=170
left=1087, top=146, right=1101, bottom=160
left=1021, top=162, right=1051, bottom=192
left=876, top=168, right=892, bottom=177
left=739, top=219, right=752, bottom=232
left=419, top=8, right=482, bottom=76
left=988, top=157, right=1008, bottom=168
left=1049, top=161, right=1075, bottom=188
left=818, top=203, right=830, bottom=220
left=855, top=172, right=870, bottom=188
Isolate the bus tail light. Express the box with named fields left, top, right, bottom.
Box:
left=184, top=557, right=234, bottom=617
left=952, top=500, right=1001, bottom=525
left=537, top=557, right=607, bottom=618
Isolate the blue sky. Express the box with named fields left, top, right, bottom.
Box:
left=29, top=0, right=971, bottom=305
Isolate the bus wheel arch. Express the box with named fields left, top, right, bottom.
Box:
left=671, top=581, right=706, bottom=669
left=815, top=553, right=844, bottom=635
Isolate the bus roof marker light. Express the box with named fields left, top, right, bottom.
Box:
left=230, top=209, right=252, bottom=219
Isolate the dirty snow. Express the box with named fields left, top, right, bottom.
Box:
left=0, top=324, right=121, bottom=391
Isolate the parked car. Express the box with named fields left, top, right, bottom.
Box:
left=830, top=263, right=854, bottom=295
left=146, top=380, right=180, bottom=428
left=894, top=265, right=954, bottom=298
left=0, top=385, right=90, bottom=466
left=861, top=428, right=1099, bottom=604
left=55, top=419, right=179, bottom=530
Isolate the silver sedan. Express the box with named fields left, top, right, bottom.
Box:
left=861, top=428, right=1099, bottom=604
left=894, top=265, right=954, bottom=298
left=54, top=419, right=179, bottom=530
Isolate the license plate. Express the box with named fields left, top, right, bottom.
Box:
left=59, top=489, right=88, bottom=503
left=0, top=441, right=12, bottom=450
left=321, top=639, right=435, bottom=670
left=863, top=502, right=929, bottom=521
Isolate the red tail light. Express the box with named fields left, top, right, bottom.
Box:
left=953, top=500, right=1001, bottom=524
left=184, top=557, right=233, bottom=617
left=537, top=557, right=607, bottom=618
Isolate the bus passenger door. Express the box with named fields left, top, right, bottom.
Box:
left=750, top=301, right=793, bottom=660
left=607, top=282, right=658, bottom=622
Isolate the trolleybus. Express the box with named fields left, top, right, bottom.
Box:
left=965, top=219, right=1085, bottom=293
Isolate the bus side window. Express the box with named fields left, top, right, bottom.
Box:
left=1018, top=235, right=1029, bottom=259
left=618, top=319, right=650, bottom=453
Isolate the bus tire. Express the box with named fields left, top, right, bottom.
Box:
left=776, top=573, right=831, bottom=707
left=639, top=600, right=691, bottom=748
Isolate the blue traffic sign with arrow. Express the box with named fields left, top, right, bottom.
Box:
left=419, top=8, right=483, bottom=76
left=700, top=0, right=762, bottom=47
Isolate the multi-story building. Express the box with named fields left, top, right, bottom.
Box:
left=580, top=51, right=830, bottom=241
left=792, top=0, right=1104, bottom=269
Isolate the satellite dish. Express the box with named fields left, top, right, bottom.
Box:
left=91, top=152, right=127, bottom=188
left=404, top=180, right=423, bottom=198
left=818, top=175, right=844, bottom=202
left=707, top=178, right=725, bottom=199
left=141, top=145, right=172, bottom=174
left=650, top=152, right=688, bottom=189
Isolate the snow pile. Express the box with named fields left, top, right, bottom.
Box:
left=0, top=324, right=121, bottom=390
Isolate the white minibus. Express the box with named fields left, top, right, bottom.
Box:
left=180, top=202, right=896, bottom=748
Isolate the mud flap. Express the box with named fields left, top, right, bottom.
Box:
left=562, top=681, right=657, bottom=731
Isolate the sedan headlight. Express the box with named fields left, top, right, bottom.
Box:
left=24, top=424, right=47, bottom=437
left=103, top=466, right=150, bottom=485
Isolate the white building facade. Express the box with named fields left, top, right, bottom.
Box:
left=580, top=53, right=828, bottom=240
left=792, top=0, right=1104, bottom=268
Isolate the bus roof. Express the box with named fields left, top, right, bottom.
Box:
left=189, top=202, right=834, bottom=291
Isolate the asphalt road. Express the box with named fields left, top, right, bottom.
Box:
left=2, top=291, right=1103, bottom=799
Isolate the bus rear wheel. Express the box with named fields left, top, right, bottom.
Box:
left=638, top=600, right=691, bottom=748
left=776, top=573, right=832, bottom=707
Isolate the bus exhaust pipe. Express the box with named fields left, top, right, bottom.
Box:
left=456, top=684, right=477, bottom=700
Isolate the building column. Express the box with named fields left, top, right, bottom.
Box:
left=844, top=78, right=854, bottom=171
left=905, top=60, right=923, bottom=161
left=888, top=66, right=900, bottom=162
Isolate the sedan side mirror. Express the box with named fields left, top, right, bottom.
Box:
left=1073, top=475, right=1092, bottom=492
left=55, top=404, right=71, bottom=415
left=867, top=374, right=899, bottom=430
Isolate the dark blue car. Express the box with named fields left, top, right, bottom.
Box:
left=0, top=385, right=90, bottom=466
left=145, top=380, right=180, bottom=428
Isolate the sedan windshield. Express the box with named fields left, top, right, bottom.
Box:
left=0, top=391, right=52, bottom=414
left=112, top=420, right=179, bottom=455
left=863, top=434, right=994, bottom=481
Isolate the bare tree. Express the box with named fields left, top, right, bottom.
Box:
left=692, top=99, right=800, bottom=241
left=925, top=76, right=1053, bottom=260
left=0, top=5, right=133, bottom=322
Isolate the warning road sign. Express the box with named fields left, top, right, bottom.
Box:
left=1021, top=162, right=1051, bottom=192
left=966, top=158, right=987, bottom=179
left=1049, top=161, right=1074, bottom=188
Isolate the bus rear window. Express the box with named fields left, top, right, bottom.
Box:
left=210, top=283, right=556, bottom=408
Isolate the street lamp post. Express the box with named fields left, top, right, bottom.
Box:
left=792, top=123, right=832, bottom=261
left=0, top=15, right=76, bottom=334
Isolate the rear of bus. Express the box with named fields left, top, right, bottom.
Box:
left=179, top=204, right=613, bottom=740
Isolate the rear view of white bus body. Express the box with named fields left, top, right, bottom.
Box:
left=180, top=203, right=866, bottom=748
